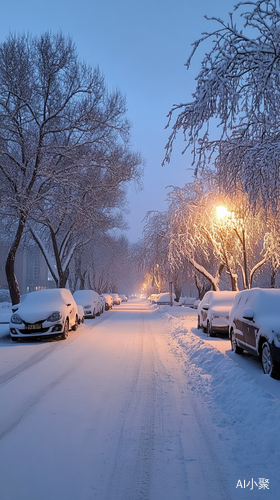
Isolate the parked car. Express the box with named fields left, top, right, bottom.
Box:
left=101, top=293, right=113, bottom=311
left=9, top=288, right=78, bottom=341
left=110, top=293, right=121, bottom=305
left=99, top=295, right=106, bottom=313
left=149, top=294, right=159, bottom=303
left=229, top=288, right=280, bottom=377
left=197, top=291, right=238, bottom=337
left=73, top=290, right=101, bottom=318
left=77, top=305, right=85, bottom=324
left=119, top=294, right=128, bottom=302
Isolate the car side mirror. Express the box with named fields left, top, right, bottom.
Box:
left=11, top=305, right=19, bottom=312
left=202, top=304, right=209, bottom=311
left=243, top=307, right=254, bottom=321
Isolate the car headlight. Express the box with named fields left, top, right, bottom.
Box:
left=11, top=313, right=22, bottom=324
left=275, top=333, right=280, bottom=343
left=47, top=311, right=62, bottom=322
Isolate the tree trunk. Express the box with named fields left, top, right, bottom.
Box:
left=271, top=267, right=277, bottom=288
left=172, top=271, right=181, bottom=301
left=5, top=215, right=26, bottom=305
left=194, top=273, right=211, bottom=300
left=229, top=272, right=239, bottom=291
left=58, top=267, right=69, bottom=289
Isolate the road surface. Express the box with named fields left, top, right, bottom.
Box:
left=1, top=300, right=238, bottom=500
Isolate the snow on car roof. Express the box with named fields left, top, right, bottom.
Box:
left=204, top=291, right=237, bottom=304
left=157, top=292, right=175, bottom=303
left=18, top=288, right=72, bottom=308
left=235, top=288, right=280, bottom=316
left=13, top=288, right=74, bottom=323
left=73, top=290, right=100, bottom=303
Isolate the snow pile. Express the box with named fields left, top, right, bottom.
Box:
left=0, top=302, right=11, bottom=325
left=161, top=307, right=280, bottom=491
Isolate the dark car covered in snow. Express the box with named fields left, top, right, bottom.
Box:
left=229, top=288, right=280, bottom=378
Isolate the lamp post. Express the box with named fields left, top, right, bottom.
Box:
left=216, top=206, right=249, bottom=289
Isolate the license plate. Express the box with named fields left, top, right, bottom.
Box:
left=27, top=324, right=41, bottom=330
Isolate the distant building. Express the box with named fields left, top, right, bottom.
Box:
left=0, top=243, right=56, bottom=298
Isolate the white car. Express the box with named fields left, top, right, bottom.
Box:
left=9, top=288, right=78, bottom=341
left=73, top=289, right=101, bottom=319
left=119, top=294, right=128, bottom=302
left=197, top=291, right=238, bottom=337
left=110, top=293, right=121, bottom=305
left=77, top=305, right=85, bottom=324
left=99, top=295, right=106, bottom=313
left=101, top=293, right=113, bottom=310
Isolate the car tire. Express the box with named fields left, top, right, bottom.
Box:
left=72, top=315, right=78, bottom=331
left=61, top=319, right=69, bottom=340
left=261, top=341, right=279, bottom=378
left=197, top=316, right=201, bottom=329
left=207, top=321, right=214, bottom=337
left=231, top=334, right=243, bottom=354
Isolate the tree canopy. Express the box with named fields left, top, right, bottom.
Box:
left=0, top=32, right=143, bottom=303
left=163, top=0, right=280, bottom=208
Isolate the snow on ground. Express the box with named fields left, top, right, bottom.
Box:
left=1, top=299, right=280, bottom=499
left=156, top=303, right=280, bottom=497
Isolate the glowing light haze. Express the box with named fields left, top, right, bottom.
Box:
left=0, top=0, right=234, bottom=241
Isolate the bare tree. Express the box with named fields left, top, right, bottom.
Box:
left=163, top=0, right=280, bottom=208
left=0, top=32, right=143, bottom=303
left=168, top=181, right=271, bottom=291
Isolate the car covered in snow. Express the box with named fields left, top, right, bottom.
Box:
left=101, top=293, right=113, bottom=311
left=197, top=290, right=238, bottom=337
left=77, top=304, right=85, bottom=324
left=119, top=294, right=128, bottom=302
left=110, top=293, right=121, bottom=305
left=73, top=289, right=101, bottom=318
left=229, top=288, right=280, bottom=377
left=98, top=295, right=106, bottom=313
left=9, top=288, right=78, bottom=341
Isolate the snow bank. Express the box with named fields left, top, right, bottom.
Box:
left=156, top=304, right=280, bottom=491
left=0, top=302, right=11, bottom=323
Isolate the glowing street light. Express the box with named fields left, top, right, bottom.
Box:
left=215, top=205, right=249, bottom=289
left=216, top=205, right=229, bottom=219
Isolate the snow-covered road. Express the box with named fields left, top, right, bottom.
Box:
left=0, top=299, right=279, bottom=499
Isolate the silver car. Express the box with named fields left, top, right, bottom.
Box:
left=197, top=291, right=238, bottom=337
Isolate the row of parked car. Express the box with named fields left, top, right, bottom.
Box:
left=197, top=288, right=280, bottom=378
left=9, top=289, right=128, bottom=343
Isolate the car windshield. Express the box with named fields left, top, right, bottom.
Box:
left=211, top=293, right=237, bottom=306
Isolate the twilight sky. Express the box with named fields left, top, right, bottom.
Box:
left=0, top=0, right=235, bottom=242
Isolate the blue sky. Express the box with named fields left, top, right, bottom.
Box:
left=0, top=0, right=235, bottom=242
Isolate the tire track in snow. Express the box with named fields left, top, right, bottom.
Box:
left=126, top=316, right=156, bottom=500
left=0, top=314, right=110, bottom=386
left=105, top=314, right=156, bottom=500
left=0, top=362, right=81, bottom=441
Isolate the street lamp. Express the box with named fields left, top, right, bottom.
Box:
left=216, top=205, right=249, bottom=289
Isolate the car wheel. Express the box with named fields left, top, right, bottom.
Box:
left=207, top=321, right=214, bottom=337
left=261, top=341, right=279, bottom=378
left=61, top=319, right=69, bottom=340
left=231, top=334, right=243, bottom=354
left=197, top=315, right=201, bottom=329
left=72, top=315, right=78, bottom=331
